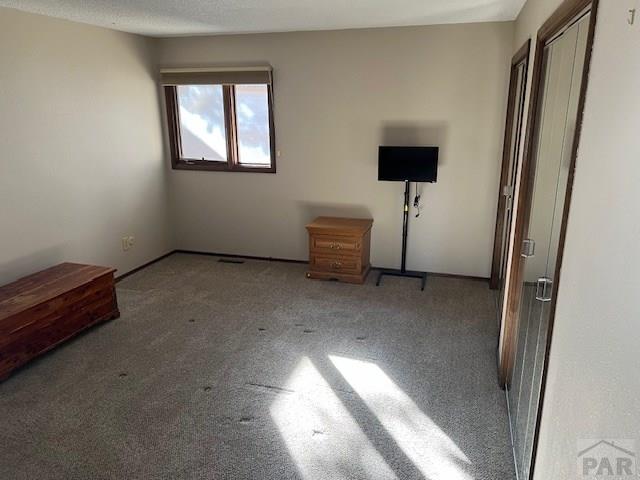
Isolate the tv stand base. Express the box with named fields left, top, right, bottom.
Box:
left=375, top=268, right=427, bottom=291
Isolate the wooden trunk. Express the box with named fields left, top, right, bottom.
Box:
left=0, top=263, right=119, bottom=381
left=306, top=217, right=373, bottom=284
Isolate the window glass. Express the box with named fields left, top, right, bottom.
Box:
left=177, top=85, right=227, bottom=161
left=234, top=84, right=272, bottom=165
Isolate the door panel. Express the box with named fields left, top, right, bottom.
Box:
left=496, top=43, right=531, bottom=387
left=508, top=13, right=591, bottom=480
left=498, top=60, right=528, bottom=308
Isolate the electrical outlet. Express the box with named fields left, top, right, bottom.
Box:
left=121, top=235, right=135, bottom=251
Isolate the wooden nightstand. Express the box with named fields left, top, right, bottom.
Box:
left=305, top=216, right=373, bottom=284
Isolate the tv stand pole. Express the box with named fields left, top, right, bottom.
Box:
left=400, top=179, right=409, bottom=273
left=376, top=180, right=427, bottom=290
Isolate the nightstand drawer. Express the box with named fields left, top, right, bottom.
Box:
left=310, top=254, right=361, bottom=274
left=311, top=235, right=361, bottom=254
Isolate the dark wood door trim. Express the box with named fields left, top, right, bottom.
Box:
left=499, top=0, right=600, bottom=478
left=490, top=39, right=531, bottom=291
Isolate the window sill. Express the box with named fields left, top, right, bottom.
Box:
left=172, top=160, right=276, bottom=174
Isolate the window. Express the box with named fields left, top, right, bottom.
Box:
left=162, top=67, right=275, bottom=173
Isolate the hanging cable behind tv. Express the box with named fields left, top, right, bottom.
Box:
left=413, top=182, right=422, bottom=218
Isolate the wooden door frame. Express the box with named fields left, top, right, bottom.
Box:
left=489, top=39, right=531, bottom=291
left=498, top=0, right=600, bottom=478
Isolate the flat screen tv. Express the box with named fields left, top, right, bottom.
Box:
left=378, top=146, right=438, bottom=182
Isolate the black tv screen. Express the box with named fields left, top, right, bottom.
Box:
left=378, top=146, right=438, bottom=182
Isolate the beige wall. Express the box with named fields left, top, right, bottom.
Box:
left=0, top=7, right=172, bottom=284
left=514, top=0, right=567, bottom=47
left=158, top=23, right=514, bottom=277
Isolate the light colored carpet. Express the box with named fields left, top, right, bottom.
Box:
left=0, top=253, right=515, bottom=480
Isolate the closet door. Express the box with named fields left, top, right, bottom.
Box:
left=508, top=12, right=591, bottom=480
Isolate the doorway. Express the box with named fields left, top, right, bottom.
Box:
left=490, top=40, right=530, bottom=302
left=502, top=0, right=599, bottom=479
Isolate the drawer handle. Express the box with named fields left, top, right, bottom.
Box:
left=330, top=261, right=342, bottom=269
left=330, top=242, right=342, bottom=250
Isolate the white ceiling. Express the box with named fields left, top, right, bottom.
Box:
left=0, top=0, right=527, bottom=37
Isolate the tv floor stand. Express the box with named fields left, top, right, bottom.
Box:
left=376, top=180, right=427, bottom=291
